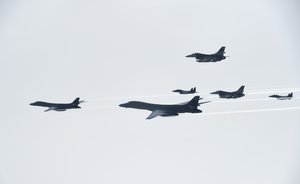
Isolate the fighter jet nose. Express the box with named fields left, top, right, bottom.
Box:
left=119, top=103, right=128, bottom=108
left=186, top=54, right=194, bottom=57
left=210, top=91, right=218, bottom=94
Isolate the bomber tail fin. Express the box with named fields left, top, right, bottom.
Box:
left=216, top=46, right=225, bottom=56
left=187, top=96, right=200, bottom=109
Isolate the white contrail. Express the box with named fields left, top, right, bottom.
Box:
left=198, top=106, right=300, bottom=116
left=86, top=97, right=300, bottom=108
left=82, top=97, right=300, bottom=111
left=211, top=97, right=300, bottom=103
left=247, top=90, right=300, bottom=95
left=87, top=94, right=179, bottom=101
left=82, top=106, right=116, bottom=110
left=87, top=87, right=300, bottom=102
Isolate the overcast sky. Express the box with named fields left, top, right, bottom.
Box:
left=0, top=0, right=300, bottom=184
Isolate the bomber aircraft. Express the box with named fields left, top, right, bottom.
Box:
left=173, top=87, right=197, bottom=94
left=211, top=86, right=245, bottom=99
left=119, top=96, right=210, bottom=119
left=30, top=97, right=84, bottom=112
left=186, top=46, right=227, bottom=63
left=269, top=93, right=293, bottom=100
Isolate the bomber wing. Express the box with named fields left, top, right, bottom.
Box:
left=44, top=106, right=57, bottom=112
left=146, top=110, right=179, bottom=119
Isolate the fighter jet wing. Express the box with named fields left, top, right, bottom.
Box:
left=197, top=58, right=215, bottom=62
left=146, top=110, right=178, bottom=119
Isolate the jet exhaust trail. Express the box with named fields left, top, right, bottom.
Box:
left=82, top=97, right=300, bottom=111
left=212, top=97, right=300, bottom=103
left=198, top=106, right=300, bottom=116
left=87, top=88, right=300, bottom=102
left=247, top=89, right=300, bottom=95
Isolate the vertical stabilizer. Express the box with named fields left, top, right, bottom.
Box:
left=216, top=46, right=225, bottom=56
left=188, top=96, right=200, bottom=109
left=237, top=86, right=245, bottom=93
left=72, top=97, right=80, bottom=105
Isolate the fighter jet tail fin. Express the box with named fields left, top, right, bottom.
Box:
left=72, top=97, right=80, bottom=106
left=216, top=46, right=225, bottom=56
left=237, top=85, right=245, bottom=93
left=288, top=93, right=293, bottom=97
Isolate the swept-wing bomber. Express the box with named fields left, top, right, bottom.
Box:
left=119, top=96, right=210, bottom=119
left=30, top=97, right=84, bottom=112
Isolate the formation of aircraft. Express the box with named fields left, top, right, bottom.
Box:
left=29, top=46, right=295, bottom=119
left=186, top=47, right=227, bottom=63
left=30, top=97, right=84, bottom=112
left=173, top=87, right=197, bottom=94
left=119, top=96, right=210, bottom=119
left=210, top=86, right=245, bottom=99
left=269, top=93, right=293, bottom=100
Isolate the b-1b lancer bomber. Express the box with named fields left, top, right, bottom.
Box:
left=269, top=93, right=293, bottom=100
left=173, top=87, right=197, bottom=94
left=119, top=96, right=210, bottom=119
left=211, top=86, right=245, bottom=99
left=186, top=46, right=227, bottom=63
left=30, top=97, right=84, bottom=112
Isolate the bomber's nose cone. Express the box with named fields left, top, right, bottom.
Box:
left=119, top=103, right=128, bottom=108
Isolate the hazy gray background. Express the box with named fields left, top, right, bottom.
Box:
left=0, top=0, right=300, bottom=184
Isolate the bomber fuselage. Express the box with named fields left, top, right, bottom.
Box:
left=119, top=101, right=201, bottom=113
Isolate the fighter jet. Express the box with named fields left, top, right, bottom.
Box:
left=186, top=46, right=227, bottom=62
left=269, top=93, right=293, bottom=100
left=173, top=87, right=197, bottom=94
left=119, top=96, right=210, bottom=119
left=211, top=86, right=245, bottom=99
left=30, top=97, right=84, bottom=112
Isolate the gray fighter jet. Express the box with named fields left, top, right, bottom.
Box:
left=269, top=93, right=293, bottom=100
left=30, top=97, right=84, bottom=112
left=119, top=96, right=210, bottom=119
left=173, top=87, right=197, bottom=94
left=186, top=46, right=227, bottom=62
left=211, top=86, right=245, bottom=99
